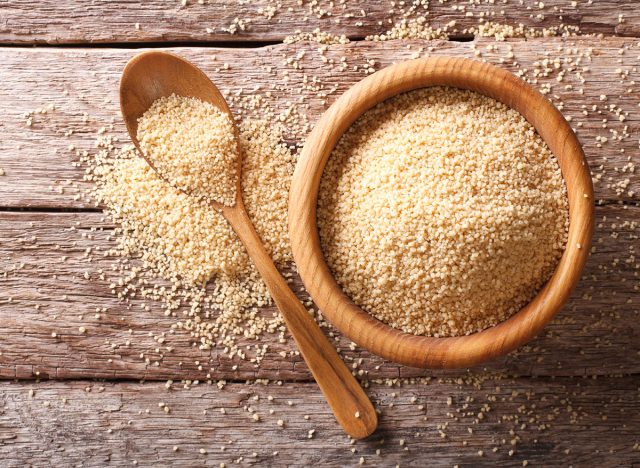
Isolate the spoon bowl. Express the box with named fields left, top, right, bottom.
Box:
left=120, top=51, right=241, bottom=206
left=119, top=51, right=378, bottom=439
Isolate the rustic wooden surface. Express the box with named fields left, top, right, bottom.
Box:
left=1, top=378, right=639, bottom=467
left=2, top=39, right=640, bottom=209
left=1, top=1, right=640, bottom=466
left=2, top=0, right=640, bottom=44
left=1, top=204, right=638, bottom=381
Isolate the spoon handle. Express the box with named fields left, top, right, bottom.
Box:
left=223, top=204, right=377, bottom=439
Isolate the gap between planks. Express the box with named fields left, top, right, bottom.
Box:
left=1, top=0, right=639, bottom=44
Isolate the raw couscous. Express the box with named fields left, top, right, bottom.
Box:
left=137, top=94, right=240, bottom=205
left=318, top=87, right=569, bottom=337
left=89, top=116, right=294, bottom=358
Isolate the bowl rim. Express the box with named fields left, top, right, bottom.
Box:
left=288, top=56, right=594, bottom=369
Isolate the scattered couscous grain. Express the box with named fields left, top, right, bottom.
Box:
left=137, top=94, right=240, bottom=205
left=318, top=87, right=568, bottom=337
left=88, top=117, right=294, bottom=358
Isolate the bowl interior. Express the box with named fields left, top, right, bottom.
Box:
left=288, top=57, right=594, bottom=369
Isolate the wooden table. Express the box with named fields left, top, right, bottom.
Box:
left=1, top=2, right=639, bottom=466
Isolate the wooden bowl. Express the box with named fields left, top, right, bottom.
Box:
left=288, top=57, right=594, bottom=369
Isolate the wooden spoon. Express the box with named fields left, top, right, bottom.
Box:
left=119, top=51, right=377, bottom=439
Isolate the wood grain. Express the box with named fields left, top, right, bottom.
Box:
left=225, top=205, right=378, bottom=438
left=1, top=38, right=639, bottom=210
left=1, top=377, right=638, bottom=467
left=1, top=204, right=638, bottom=381
left=1, top=0, right=639, bottom=44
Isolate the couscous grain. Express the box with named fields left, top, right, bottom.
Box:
left=318, top=87, right=569, bottom=337
left=137, top=94, right=240, bottom=205
left=88, top=117, right=294, bottom=358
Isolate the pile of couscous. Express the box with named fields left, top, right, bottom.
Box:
left=88, top=116, right=295, bottom=359
left=137, top=94, right=240, bottom=205
left=318, top=87, right=569, bottom=337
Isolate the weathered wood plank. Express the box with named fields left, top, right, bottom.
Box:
left=1, top=38, right=639, bottom=209
left=1, top=0, right=639, bottom=44
left=1, top=204, right=638, bottom=381
left=0, top=377, right=638, bottom=467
